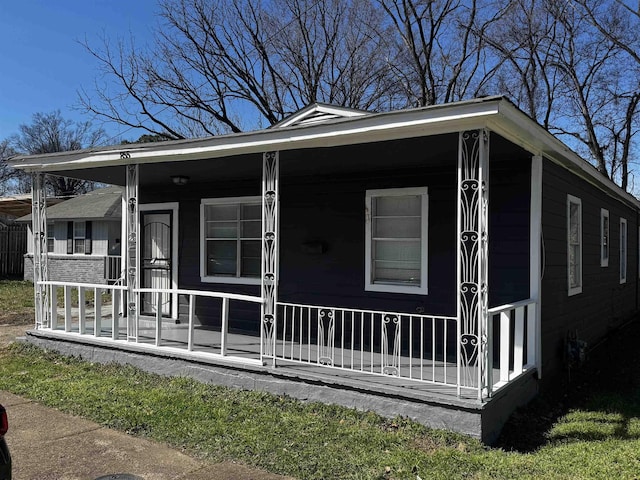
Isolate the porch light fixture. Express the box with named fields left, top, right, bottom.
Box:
left=171, top=175, right=190, bottom=186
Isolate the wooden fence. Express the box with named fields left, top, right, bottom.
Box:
left=0, top=224, right=26, bottom=277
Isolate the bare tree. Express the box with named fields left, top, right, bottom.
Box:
left=79, top=0, right=395, bottom=138
left=9, top=111, right=106, bottom=196
left=77, top=0, right=639, bottom=189
left=484, top=0, right=639, bottom=190
left=567, top=0, right=640, bottom=190
left=481, top=0, right=561, bottom=128
left=0, top=139, right=24, bottom=195
left=377, top=0, right=507, bottom=107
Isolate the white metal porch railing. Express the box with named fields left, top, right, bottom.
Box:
left=104, top=255, right=123, bottom=284
left=43, top=281, right=127, bottom=339
left=38, top=281, right=263, bottom=363
left=487, top=298, right=537, bottom=396
left=134, top=287, right=263, bottom=354
left=35, top=280, right=537, bottom=399
left=274, top=302, right=460, bottom=387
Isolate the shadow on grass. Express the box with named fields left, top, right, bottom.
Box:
left=496, top=319, right=640, bottom=452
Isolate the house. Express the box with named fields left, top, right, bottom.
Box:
left=0, top=194, right=67, bottom=278
left=19, top=186, right=123, bottom=284
left=8, top=97, right=640, bottom=443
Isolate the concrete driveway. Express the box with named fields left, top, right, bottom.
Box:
left=0, top=390, right=292, bottom=480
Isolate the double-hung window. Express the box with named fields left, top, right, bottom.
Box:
left=620, top=217, right=627, bottom=284
left=74, top=222, right=86, bottom=254
left=601, top=208, right=609, bottom=267
left=67, top=221, right=91, bottom=255
left=567, top=195, right=582, bottom=296
left=47, top=223, right=54, bottom=253
left=201, top=196, right=261, bottom=284
left=365, top=187, right=428, bottom=294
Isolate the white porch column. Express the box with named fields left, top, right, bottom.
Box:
left=457, top=129, right=490, bottom=400
left=125, top=164, right=139, bottom=340
left=31, top=172, right=49, bottom=329
left=261, top=151, right=279, bottom=364
left=530, top=155, right=543, bottom=376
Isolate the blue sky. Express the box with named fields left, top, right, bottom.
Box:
left=0, top=1, right=159, bottom=143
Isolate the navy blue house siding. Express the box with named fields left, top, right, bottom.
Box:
left=540, top=158, right=639, bottom=381
left=140, top=132, right=534, bottom=335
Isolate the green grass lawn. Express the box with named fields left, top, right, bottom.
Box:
left=1, top=343, right=639, bottom=479
left=1, top=280, right=640, bottom=479
left=0, top=280, right=34, bottom=322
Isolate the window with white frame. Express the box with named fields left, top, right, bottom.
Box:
left=365, top=187, right=428, bottom=294
left=601, top=208, right=609, bottom=267
left=620, top=217, right=627, bottom=284
left=567, top=195, right=582, bottom=296
left=47, top=223, right=54, bottom=253
left=74, top=221, right=86, bottom=254
left=201, top=197, right=261, bottom=284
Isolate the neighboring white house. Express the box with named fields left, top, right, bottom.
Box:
left=20, top=186, right=122, bottom=284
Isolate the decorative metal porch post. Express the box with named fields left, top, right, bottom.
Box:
left=31, top=172, right=49, bottom=329
left=457, top=129, right=490, bottom=400
left=261, top=151, right=279, bottom=364
left=125, top=163, right=139, bottom=341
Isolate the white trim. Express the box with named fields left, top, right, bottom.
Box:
left=200, top=276, right=261, bottom=286
left=365, top=186, right=428, bottom=295
left=273, top=104, right=367, bottom=128
left=530, top=155, right=543, bottom=377
left=567, top=195, right=582, bottom=296
left=10, top=99, right=500, bottom=171
left=140, top=202, right=180, bottom=319
left=620, top=217, right=627, bottom=284
left=200, top=195, right=262, bottom=284
left=601, top=208, right=609, bottom=267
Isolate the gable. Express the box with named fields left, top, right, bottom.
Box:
left=272, top=103, right=368, bottom=129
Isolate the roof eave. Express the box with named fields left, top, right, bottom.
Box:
left=9, top=98, right=504, bottom=172
left=489, top=101, right=640, bottom=209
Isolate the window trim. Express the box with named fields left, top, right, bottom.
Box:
left=567, top=195, right=582, bottom=296
left=46, top=223, right=54, bottom=253
left=365, top=186, right=429, bottom=295
left=600, top=208, right=609, bottom=267
left=73, top=221, right=86, bottom=255
left=200, top=196, right=262, bottom=285
left=620, top=217, right=627, bottom=284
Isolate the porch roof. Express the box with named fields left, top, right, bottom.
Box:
left=9, top=96, right=640, bottom=209
left=17, top=186, right=122, bottom=222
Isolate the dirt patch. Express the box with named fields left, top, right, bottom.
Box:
left=0, top=310, right=33, bottom=346
left=0, top=311, right=34, bottom=326
left=0, top=324, right=30, bottom=346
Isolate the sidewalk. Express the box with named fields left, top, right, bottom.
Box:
left=0, top=390, right=293, bottom=480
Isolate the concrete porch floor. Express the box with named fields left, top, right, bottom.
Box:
left=26, top=313, right=539, bottom=444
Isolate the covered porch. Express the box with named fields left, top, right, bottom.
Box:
left=15, top=99, right=544, bottom=441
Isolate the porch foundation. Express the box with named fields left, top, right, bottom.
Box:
left=20, top=329, right=538, bottom=444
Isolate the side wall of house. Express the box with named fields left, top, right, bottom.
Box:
left=25, top=220, right=115, bottom=255
left=540, top=158, right=639, bottom=382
